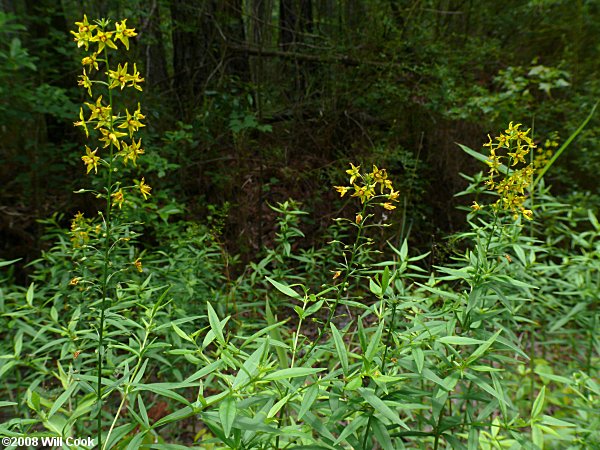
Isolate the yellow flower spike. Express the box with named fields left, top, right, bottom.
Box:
left=81, top=145, right=101, bottom=174
left=99, top=128, right=127, bottom=149
left=114, top=19, right=137, bottom=50
left=78, top=68, right=93, bottom=96
left=109, top=63, right=129, bottom=90
left=346, top=163, right=360, bottom=184
left=334, top=186, right=349, bottom=197
left=74, top=107, right=89, bottom=137
left=111, top=189, right=125, bottom=209
left=137, top=177, right=152, bottom=199
left=382, top=202, right=396, bottom=210
left=117, top=107, right=145, bottom=137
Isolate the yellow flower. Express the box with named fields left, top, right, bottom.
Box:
left=371, top=165, right=387, bottom=184
left=85, top=96, right=113, bottom=129
left=522, top=209, right=533, bottom=221
left=81, top=52, right=99, bottom=71
left=387, top=187, right=400, bottom=202
left=99, top=128, right=127, bottom=149
left=81, top=145, right=100, bottom=174
left=382, top=202, right=396, bottom=210
left=118, top=138, right=145, bottom=165
left=111, top=189, right=125, bottom=209
left=137, top=177, right=152, bottom=199
left=134, top=258, right=143, bottom=273
left=117, top=104, right=145, bottom=137
left=71, top=15, right=97, bottom=50
left=346, top=163, right=360, bottom=184
left=109, top=63, right=130, bottom=90
left=128, top=63, right=144, bottom=91
left=78, top=68, right=93, bottom=96
left=351, top=184, right=370, bottom=203
left=114, top=19, right=137, bottom=50
left=334, top=186, right=349, bottom=197
left=74, top=107, right=89, bottom=137
left=69, top=277, right=81, bottom=286
left=91, top=29, right=118, bottom=53
left=355, top=213, right=363, bottom=224
left=471, top=201, right=482, bottom=211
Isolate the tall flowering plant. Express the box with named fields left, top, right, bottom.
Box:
left=70, top=16, right=150, bottom=447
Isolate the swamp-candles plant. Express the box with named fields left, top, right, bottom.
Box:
left=71, top=16, right=151, bottom=448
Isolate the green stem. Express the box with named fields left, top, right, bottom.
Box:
left=273, top=202, right=368, bottom=450
left=103, top=310, right=154, bottom=450
left=361, top=297, right=398, bottom=449
left=97, top=47, right=116, bottom=450
left=298, top=202, right=368, bottom=366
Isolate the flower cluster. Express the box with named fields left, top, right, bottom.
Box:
left=72, top=16, right=150, bottom=206
left=477, top=122, right=535, bottom=220
left=70, top=211, right=101, bottom=248
left=335, top=163, right=400, bottom=212
left=533, top=134, right=558, bottom=172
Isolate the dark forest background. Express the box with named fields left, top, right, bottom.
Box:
left=2, top=0, right=599, bottom=277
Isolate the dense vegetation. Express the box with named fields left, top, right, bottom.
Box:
left=0, top=1, right=599, bottom=448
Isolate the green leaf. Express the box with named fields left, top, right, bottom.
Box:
left=371, top=417, right=394, bottom=450
left=0, top=258, right=20, bottom=268
left=219, top=395, right=236, bottom=438
left=266, top=276, right=301, bottom=299
left=540, top=415, right=576, bottom=427
left=334, top=415, right=368, bottom=446
left=206, top=301, right=226, bottom=345
left=171, top=322, right=195, bottom=343
left=14, top=330, right=23, bottom=357
left=531, top=386, right=546, bottom=419
left=439, top=336, right=485, bottom=346
left=468, top=329, right=502, bottom=362
left=265, top=299, right=288, bottom=369
left=330, top=324, right=349, bottom=375
left=233, top=341, right=267, bottom=389
left=412, top=347, right=424, bottom=373
left=0, top=401, right=17, bottom=408
left=358, top=388, right=409, bottom=429
left=267, top=393, right=292, bottom=419
left=365, top=322, right=384, bottom=363
left=263, top=367, right=324, bottom=381
left=298, top=383, right=319, bottom=420
left=532, top=424, right=544, bottom=448
left=26, top=283, right=34, bottom=307
left=48, top=382, right=78, bottom=419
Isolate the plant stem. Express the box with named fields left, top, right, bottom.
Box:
left=97, top=47, right=116, bottom=450
left=298, top=202, right=368, bottom=366
left=362, top=297, right=398, bottom=449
